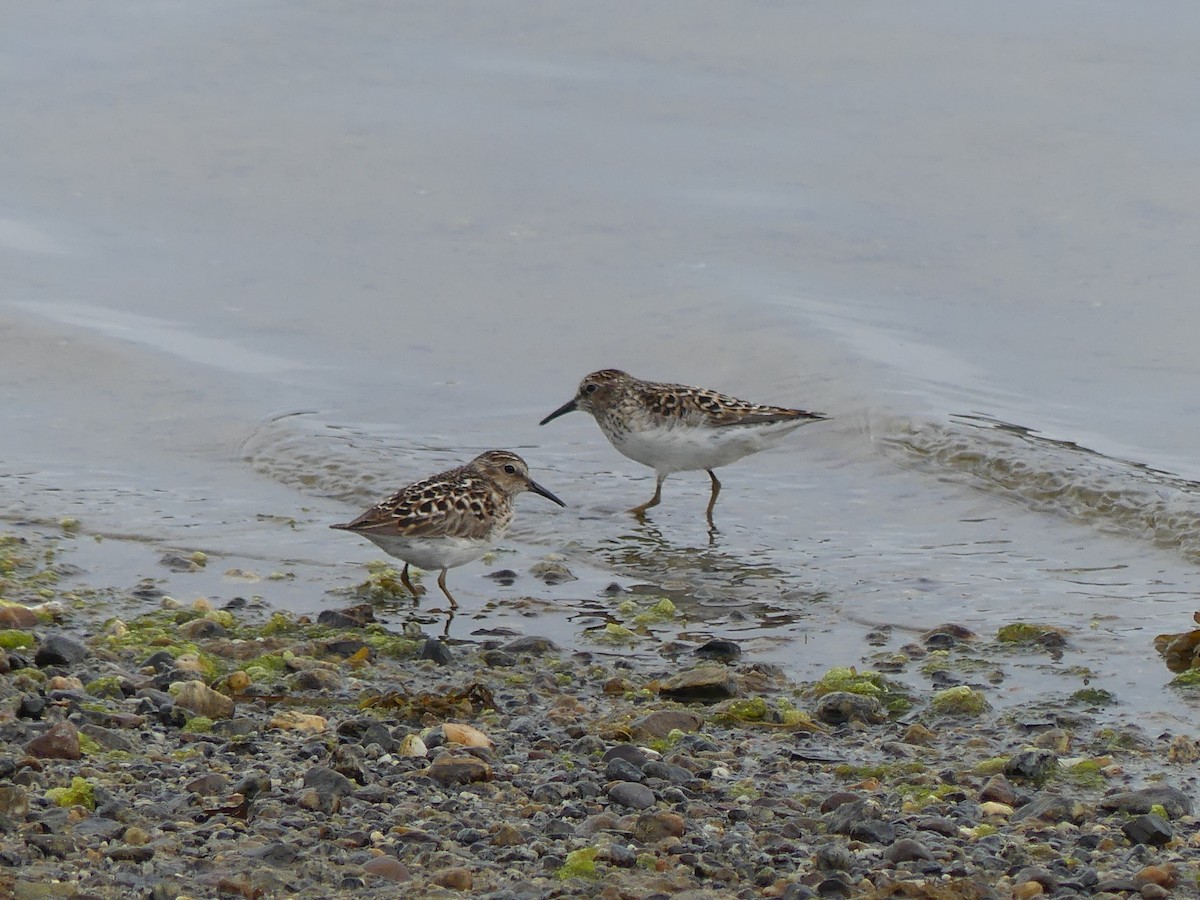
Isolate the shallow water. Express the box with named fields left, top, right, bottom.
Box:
left=4, top=2, right=1200, bottom=726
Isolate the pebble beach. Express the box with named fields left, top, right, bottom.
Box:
left=1, top=524, right=1198, bottom=899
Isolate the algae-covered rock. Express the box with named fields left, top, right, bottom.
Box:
left=997, top=622, right=1067, bottom=646
left=556, top=847, right=599, bottom=880
left=930, top=685, right=989, bottom=716
left=0, top=629, right=35, bottom=650
left=811, top=666, right=912, bottom=714
left=45, top=776, right=95, bottom=810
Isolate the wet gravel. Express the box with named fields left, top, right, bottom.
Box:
left=1, top=526, right=1199, bottom=899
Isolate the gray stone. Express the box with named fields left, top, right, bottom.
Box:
left=630, top=709, right=705, bottom=739
left=642, top=760, right=693, bottom=784
left=1121, top=813, right=1172, bottom=845
left=849, top=820, right=895, bottom=844
left=607, top=780, right=656, bottom=810
left=35, top=633, right=88, bottom=667
left=1004, top=749, right=1058, bottom=784
left=502, top=636, right=559, bottom=654
left=419, top=638, right=453, bottom=665
left=602, top=744, right=650, bottom=768
left=658, top=665, right=739, bottom=701
left=1012, top=866, right=1058, bottom=891
left=884, top=838, right=933, bottom=863
left=1099, top=785, right=1192, bottom=819
left=303, top=765, right=354, bottom=799
left=605, top=757, right=644, bottom=782
left=1010, top=793, right=1089, bottom=825
left=825, top=798, right=883, bottom=836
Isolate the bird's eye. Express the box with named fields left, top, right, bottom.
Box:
left=503, top=464, right=516, bottom=474
left=584, top=383, right=599, bottom=395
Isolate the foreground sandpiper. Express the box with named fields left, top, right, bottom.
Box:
left=540, top=369, right=826, bottom=520
left=331, top=450, right=565, bottom=608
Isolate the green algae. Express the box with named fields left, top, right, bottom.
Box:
left=361, top=625, right=421, bottom=659
left=45, top=776, right=95, bottom=810
left=630, top=597, right=677, bottom=625
left=1059, top=759, right=1105, bottom=789
left=182, top=716, right=215, bottom=734
left=811, top=666, right=912, bottom=714
left=556, top=847, right=599, bottom=880
left=348, top=561, right=418, bottom=600
left=85, top=675, right=126, bottom=699
left=0, top=630, right=35, bottom=649
left=930, top=685, right=989, bottom=716
left=1169, top=668, right=1200, bottom=688
left=996, top=622, right=1064, bottom=644
left=592, top=622, right=637, bottom=645
left=712, top=696, right=819, bottom=729
left=1068, top=688, right=1116, bottom=706
left=76, top=732, right=102, bottom=756
left=974, top=756, right=1011, bottom=775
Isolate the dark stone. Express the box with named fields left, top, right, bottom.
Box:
left=602, top=744, right=650, bottom=768
left=630, top=710, right=705, bottom=739
left=35, top=633, right=88, bottom=667
left=1121, top=813, right=1173, bottom=846
left=605, top=758, right=644, bottom=783
left=105, top=845, right=154, bottom=862
left=816, top=876, right=852, bottom=896
left=502, top=636, right=559, bottom=654
left=885, top=838, right=933, bottom=862
left=694, top=639, right=742, bottom=663
left=601, top=844, right=637, bottom=867
left=72, top=816, right=125, bottom=841
left=1012, top=866, right=1058, bottom=891
left=825, top=799, right=882, bottom=836
left=358, top=721, right=395, bottom=752
left=17, top=694, right=46, bottom=719
left=978, top=773, right=1018, bottom=805
left=642, top=760, right=693, bottom=784
left=321, top=639, right=374, bottom=660
left=915, top=817, right=959, bottom=837
left=849, top=820, right=895, bottom=844
left=178, top=618, right=228, bottom=640
left=814, top=691, right=887, bottom=725
left=1010, top=793, right=1088, bottom=825
left=419, top=638, right=453, bottom=665
left=607, top=781, right=656, bottom=810
left=1099, top=785, right=1192, bottom=819
left=303, top=766, right=353, bottom=800
left=1004, top=749, right=1058, bottom=784
left=316, top=605, right=375, bottom=628
left=480, top=650, right=517, bottom=667
left=141, top=651, right=176, bottom=672
left=484, top=569, right=519, bottom=585
left=80, top=724, right=133, bottom=753
left=245, top=842, right=301, bottom=866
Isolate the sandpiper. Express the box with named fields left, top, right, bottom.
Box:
left=540, top=369, right=826, bottom=520
left=331, top=450, right=565, bottom=608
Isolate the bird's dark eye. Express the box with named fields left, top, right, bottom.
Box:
left=584, top=383, right=599, bottom=394
left=503, top=464, right=516, bottom=474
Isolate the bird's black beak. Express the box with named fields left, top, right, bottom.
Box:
left=539, top=398, right=577, bottom=426
left=528, top=479, right=567, bottom=507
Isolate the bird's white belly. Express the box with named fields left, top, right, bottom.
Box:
left=358, top=534, right=491, bottom=570
left=610, top=420, right=805, bottom=475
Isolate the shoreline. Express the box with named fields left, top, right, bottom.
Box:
left=1, top=522, right=1198, bottom=899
